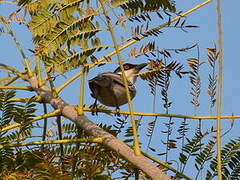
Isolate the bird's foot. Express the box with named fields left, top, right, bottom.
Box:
left=114, top=106, right=121, bottom=117
left=90, top=103, right=99, bottom=116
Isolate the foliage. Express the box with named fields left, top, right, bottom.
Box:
left=0, top=0, right=239, bottom=179
left=207, top=137, right=240, bottom=179
left=0, top=90, right=16, bottom=127
left=207, top=45, right=218, bottom=113
left=0, top=90, right=37, bottom=178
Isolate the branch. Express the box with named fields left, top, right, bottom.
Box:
left=142, top=152, right=191, bottom=180
left=1, top=107, right=238, bottom=133
left=216, top=0, right=223, bottom=177
left=83, top=108, right=239, bottom=120
left=0, top=109, right=61, bottom=132
left=0, top=63, right=26, bottom=80
left=0, top=1, right=17, bottom=4
left=0, top=138, right=103, bottom=149
left=0, top=96, right=42, bottom=103
left=0, top=16, right=26, bottom=60
left=0, top=86, right=33, bottom=91
left=27, top=75, right=170, bottom=180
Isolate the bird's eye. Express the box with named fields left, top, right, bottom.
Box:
left=124, top=65, right=130, bottom=70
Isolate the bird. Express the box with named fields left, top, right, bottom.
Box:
left=88, top=63, right=147, bottom=113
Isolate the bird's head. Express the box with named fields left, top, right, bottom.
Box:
left=114, top=63, right=147, bottom=83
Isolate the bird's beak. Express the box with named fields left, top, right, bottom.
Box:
left=136, top=63, right=148, bottom=71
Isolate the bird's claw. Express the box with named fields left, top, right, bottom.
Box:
left=90, top=103, right=99, bottom=116
left=114, top=106, right=121, bottom=117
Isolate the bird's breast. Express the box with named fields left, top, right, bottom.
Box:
left=89, top=73, right=137, bottom=107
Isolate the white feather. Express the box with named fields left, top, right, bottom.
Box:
left=116, top=68, right=137, bottom=84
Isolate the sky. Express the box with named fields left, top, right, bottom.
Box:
left=1, top=0, right=240, bottom=179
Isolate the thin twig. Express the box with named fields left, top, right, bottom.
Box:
left=0, top=138, right=103, bottom=149
left=56, top=115, right=65, bottom=171
left=41, top=103, right=48, bottom=144
left=78, top=67, right=85, bottom=115
left=99, top=0, right=140, bottom=155
left=0, top=16, right=26, bottom=59
left=83, top=108, right=239, bottom=120
left=0, top=109, right=61, bottom=132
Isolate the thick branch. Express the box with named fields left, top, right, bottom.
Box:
left=27, top=76, right=170, bottom=180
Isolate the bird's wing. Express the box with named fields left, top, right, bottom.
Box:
left=88, top=73, right=119, bottom=99
left=89, top=72, right=127, bottom=87
left=89, top=72, right=135, bottom=93
left=102, top=73, right=136, bottom=93
left=102, top=73, right=133, bottom=87
left=89, top=73, right=115, bottom=87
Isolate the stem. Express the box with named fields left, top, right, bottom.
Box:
left=0, top=16, right=26, bottom=60
left=71, top=128, right=82, bottom=178
left=0, top=86, right=33, bottom=91
left=152, top=79, right=157, bottom=113
left=56, top=115, right=65, bottom=171
left=99, top=0, right=140, bottom=155
left=1, top=16, right=33, bottom=78
left=4, top=76, right=19, bottom=86
left=197, top=118, right=202, bottom=179
left=0, top=109, right=61, bottom=132
left=142, top=152, right=191, bottom=180
left=165, top=117, right=172, bottom=163
left=0, top=138, right=103, bottom=149
left=0, top=1, right=17, bottom=4
left=78, top=67, right=85, bottom=115
left=146, top=116, right=157, bottom=152
left=216, top=0, right=223, bottom=178
left=194, top=45, right=200, bottom=116
left=0, top=63, right=26, bottom=80
left=24, top=59, right=34, bottom=78
left=36, top=56, right=43, bottom=87
left=42, top=103, right=48, bottom=143
left=0, top=96, right=42, bottom=103
left=134, top=169, right=139, bottom=180
left=209, top=44, right=217, bottom=115
left=163, top=58, right=170, bottom=114
left=179, top=118, right=187, bottom=171
left=83, top=108, right=240, bottom=120
left=47, top=73, right=58, bottom=98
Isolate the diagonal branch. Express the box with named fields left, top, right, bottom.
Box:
left=27, top=75, right=170, bottom=180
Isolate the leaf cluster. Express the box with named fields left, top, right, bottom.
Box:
left=120, top=0, right=176, bottom=18
left=207, top=137, right=240, bottom=179
left=187, top=57, right=203, bottom=107
left=52, top=122, right=141, bottom=179
left=0, top=90, right=36, bottom=132
left=25, top=0, right=102, bottom=74
left=22, top=0, right=177, bottom=75
left=207, top=46, right=218, bottom=110
left=0, top=91, right=39, bottom=178
left=139, top=59, right=185, bottom=95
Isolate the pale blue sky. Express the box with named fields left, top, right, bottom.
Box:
left=1, top=0, right=240, bottom=178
